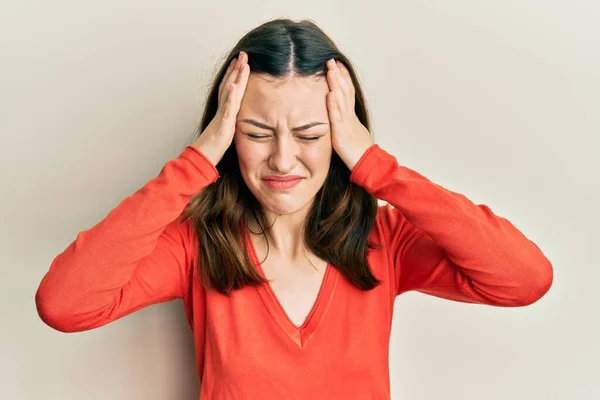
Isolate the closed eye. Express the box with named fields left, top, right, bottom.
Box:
left=247, top=134, right=320, bottom=141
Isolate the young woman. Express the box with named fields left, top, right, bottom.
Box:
left=35, top=18, right=553, bottom=399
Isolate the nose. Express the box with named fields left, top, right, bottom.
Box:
left=268, top=136, right=298, bottom=173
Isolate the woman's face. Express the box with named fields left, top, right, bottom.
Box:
left=234, top=73, right=333, bottom=216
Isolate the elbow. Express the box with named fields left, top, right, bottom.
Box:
left=35, top=284, right=83, bottom=333
left=514, top=258, right=554, bottom=307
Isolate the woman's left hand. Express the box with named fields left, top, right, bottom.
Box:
left=325, top=58, right=375, bottom=171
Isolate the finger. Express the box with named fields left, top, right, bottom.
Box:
left=336, top=61, right=355, bottom=99
left=218, top=57, right=237, bottom=104
left=332, top=61, right=352, bottom=104
left=232, top=63, right=250, bottom=109
left=327, top=66, right=347, bottom=112
left=221, top=82, right=237, bottom=121
left=222, top=62, right=250, bottom=121
left=219, top=52, right=246, bottom=107
left=326, top=91, right=341, bottom=121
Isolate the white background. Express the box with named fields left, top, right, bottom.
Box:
left=1, top=1, right=598, bottom=399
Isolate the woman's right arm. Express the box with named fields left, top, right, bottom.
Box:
left=37, top=50, right=251, bottom=333
left=35, top=145, right=219, bottom=333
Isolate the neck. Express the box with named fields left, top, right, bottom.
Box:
left=246, top=210, right=308, bottom=261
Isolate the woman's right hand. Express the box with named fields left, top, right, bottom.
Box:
left=192, top=51, right=250, bottom=166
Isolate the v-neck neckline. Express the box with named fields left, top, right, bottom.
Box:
left=244, top=227, right=339, bottom=348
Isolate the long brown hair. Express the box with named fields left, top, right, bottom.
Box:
left=181, top=18, right=383, bottom=295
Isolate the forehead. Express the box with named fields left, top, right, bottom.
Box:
left=239, top=74, right=330, bottom=120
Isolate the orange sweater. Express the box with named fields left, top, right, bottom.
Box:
left=35, top=144, right=553, bottom=399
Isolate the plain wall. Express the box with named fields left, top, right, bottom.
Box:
left=1, top=1, right=598, bottom=399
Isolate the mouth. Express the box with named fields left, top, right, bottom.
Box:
left=262, top=178, right=304, bottom=190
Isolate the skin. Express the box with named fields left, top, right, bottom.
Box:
left=228, top=56, right=375, bottom=325
left=229, top=52, right=374, bottom=262
left=234, top=73, right=332, bottom=261
left=231, top=55, right=374, bottom=266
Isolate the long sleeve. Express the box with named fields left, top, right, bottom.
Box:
left=35, top=145, right=219, bottom=332
left=350, top=144, right=553, bottom=307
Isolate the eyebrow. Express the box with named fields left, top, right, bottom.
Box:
left=240, top=119, right=327, bottom=132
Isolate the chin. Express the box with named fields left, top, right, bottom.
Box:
left=258, top=196, right=314, bottom=216
left=261, top=202, right=304, bottom=216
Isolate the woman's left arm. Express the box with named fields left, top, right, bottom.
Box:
left=349, top=144, right=553, bottom=307
left=326, top=59, right=552, bottom=306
